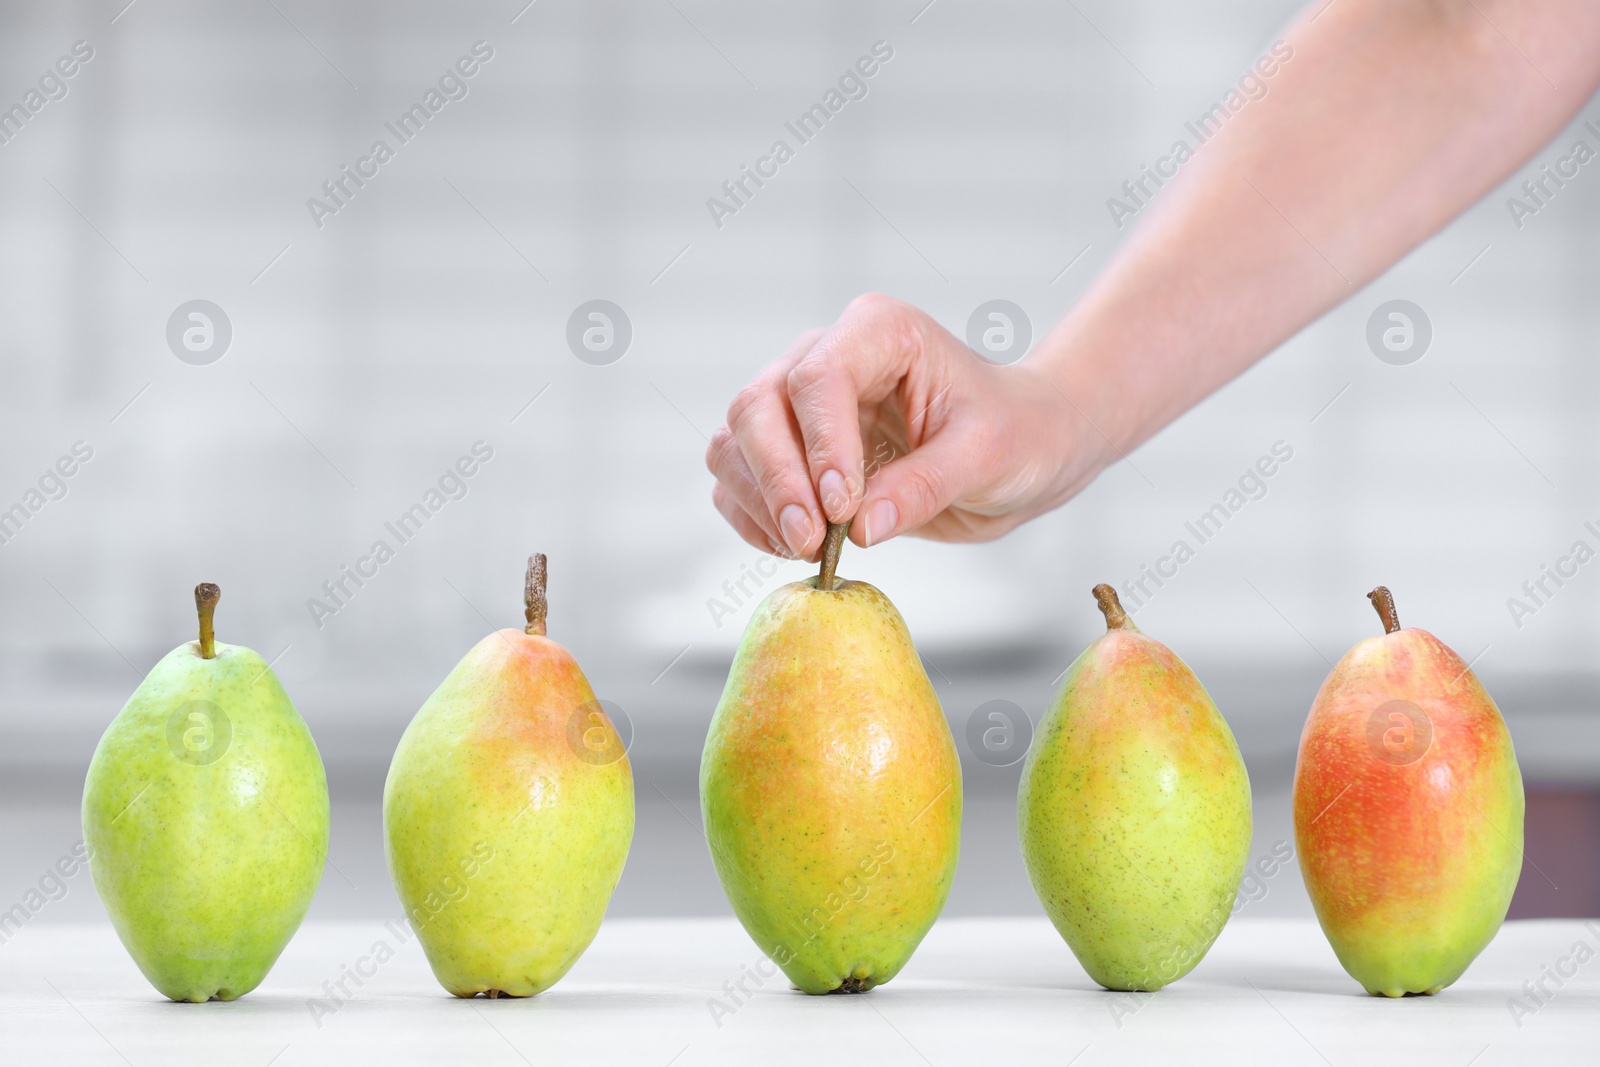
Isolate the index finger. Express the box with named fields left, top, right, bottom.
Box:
left=785, top=294, right=921, bottom=525
left=715, top=329, right=829, bottom=559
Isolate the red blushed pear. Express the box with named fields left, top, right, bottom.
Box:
left=383, top=555, right=634, bottom=998
left=1293, top=586, right=1524, bottom=997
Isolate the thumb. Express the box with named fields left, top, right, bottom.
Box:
left=854, top=431, right=981, bottom=546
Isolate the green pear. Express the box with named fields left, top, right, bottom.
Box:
left=384, top=554, right=634, bottom=997
left=1019, top=585, right=1251, bottom=991
left=82, top=584, right=329, bottom=1002
left=701, top=525, right=962, bottom=994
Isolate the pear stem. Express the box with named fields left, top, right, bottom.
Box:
left=195, top=583, right=220, bottom=659
left=1092, top=584, right=1133, bottom=631
left=524, top=554, right=548, bottom=636
left=818, top=522, right=848, bottom=591
left=1368, top=586, right=1401, bottom=634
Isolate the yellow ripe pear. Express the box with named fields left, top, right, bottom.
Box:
left=701, top=525, right=962, bottom=994
left=384, top=555, right=634, bottom=997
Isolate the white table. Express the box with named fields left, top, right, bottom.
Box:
left=1, top=918, right=1594, bottom=1065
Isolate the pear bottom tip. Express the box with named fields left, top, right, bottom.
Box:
left=165, top=987, right=245, bottom=1004
left=445, top=980, right=544, bottom=999
left=1097, top=979, right=1171, bottom=994
left=828, top=976, right=877, bottom=995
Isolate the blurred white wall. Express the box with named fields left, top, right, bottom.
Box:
left=1, top=0, right=1597, bottom=787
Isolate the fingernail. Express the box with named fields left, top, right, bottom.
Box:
left=862, top=500, right=898, bottom=547
left=779, top=505, right=813, bottom=556
left=818, top=469, right=849, bottom=522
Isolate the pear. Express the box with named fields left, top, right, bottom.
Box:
left=82, top=583, right=329, bottom=1002
left=1294, top=586, right=1523, bottom=996
left=1018, top=585, right=1252, bottom=991
left=700, top=524, right=962, bottom=994
left=384, top=554, right=633, bottom=997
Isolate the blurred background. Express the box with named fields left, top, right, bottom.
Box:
left=1, top=0, right=1595, bottom=928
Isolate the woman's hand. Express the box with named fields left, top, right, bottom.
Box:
left=708, top=2, right=1600, bottom=563
left=706, top=294, right=1101, bottom=560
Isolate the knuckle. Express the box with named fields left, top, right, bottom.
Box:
left=784, top=351, right=832, bottom=401
left=752, top=460, right=792, bottom=503
left=706, top=426, right=736, bottom=473
left=805, top=436, right=846, bottom=476
left=898, top=464, right=946, bottom=520
left=843, top=292, right=927, bottom=370
left=725, top=381, right=770, bottom=430
left=845, top=291, right=903, bottom=321
left=791, top=326, right=828, bottom=353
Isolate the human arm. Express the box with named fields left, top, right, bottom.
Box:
left=708, top=0, right=1600, bottom=559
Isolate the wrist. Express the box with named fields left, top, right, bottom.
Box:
left=1006, top=351, right=1113, bottom=512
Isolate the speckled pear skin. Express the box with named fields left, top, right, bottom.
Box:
left=384, top=629, right=634, bottom=998
left=1294, top=602, right=1522, bottom=997
left=1019, top=605, right=1251, bottom=991
left=701, top=576, right=962, bottom=995
left=82, top=640, right=329, bottom=1003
